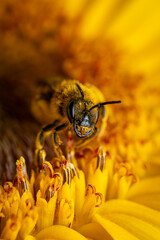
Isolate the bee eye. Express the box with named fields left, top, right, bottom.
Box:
left=68, top=101, right=75, bottom=119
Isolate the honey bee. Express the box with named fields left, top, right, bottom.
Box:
left=31, top=79, right=121, bottom=161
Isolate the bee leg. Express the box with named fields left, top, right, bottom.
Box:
left=52, top=122, right=69, bottom=157
left=35, top=120, right=60, bottom=165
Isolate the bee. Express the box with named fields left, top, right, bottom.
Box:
left=31, top=79, right=121, bottom=161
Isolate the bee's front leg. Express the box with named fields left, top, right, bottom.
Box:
left=35, top=120, right=60, bottom=165
left=52, top=122, right=68, bottom=157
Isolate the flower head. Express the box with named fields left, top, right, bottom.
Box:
left=0, top=0, right=160, bottom=240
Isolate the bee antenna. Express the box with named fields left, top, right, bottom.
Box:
left=76, top=82, right=84, bottom=99
left=89, top=100, right=122, bottom=111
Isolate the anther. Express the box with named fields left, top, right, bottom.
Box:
left=68, top=162, right=79, bottom=178
left=65, top=200, right=72, bottom=219
left=25, top=199, right=32, bottom=209
left=61, top=159, right=79, bottom=184
left=49, top=172, right=63, bottom=197
left=41, top=161, right=54, bottom=178
left=95, top=193, right=103, bottom=207
left=58, top=199, right=72, bottom=219
left=66, top=167, right=71, bottom=185
left=97, top=147, right=106, bottom=171
left=127, top=173, right=138, bottom=184
left=52, top=172, right=63, bottom=191
left=62, top=167, right=69, bottom=184
left=71, top=166, right=79, bottom=178
left=86, top=184, right=96, bottom=196
left=16, top=157, right=29, bottom=192
left=116, top=164, right=128, bottom=178
left=4, top=182, right=13, bottom=194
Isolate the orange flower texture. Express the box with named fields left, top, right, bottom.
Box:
left=0, top=1, right=160, bottom=240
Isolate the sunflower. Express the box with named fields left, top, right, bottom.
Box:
left=0, top=0, right=160, bottom=240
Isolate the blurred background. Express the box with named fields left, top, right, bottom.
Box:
left=0, top=0, right=160, bottom=181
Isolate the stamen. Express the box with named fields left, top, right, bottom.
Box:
left=59, top=199, right=72, bottom=219
left=66, top=167, right=71, bottom=185
left=49, top=172, right=63, bottom=197
left=85, top=185, right=103, bottom=208
left=16, top=157, right=29, bottom=192
left=61, top=157, right=79, bottom=184
left=9, top=214, right=19, bottom=231
left=116, top=163, right=138, bottom=185
left=62, top=167, right=69, bottom=184
left=86, top=184, right=96, bottom=195
left=66, top=200, right=72, bottom=219
left=127, top=173, right=138, bottom=184
left=97, top=146, right=106, bottom=171
left=4, top=182, right=13, bottom=194
left=52, top=173, right=63, bottom=191
left=71, top=166, right=79, bottom=178
left=57, top=199, right=74, bottom=227
left=41, top=161, right=54, bottom=178
left=25, top=199, right=32, bottom=209
left=95, top=193, right=103, bottom=207
left=61, top=155, right=67, bottom=167
left=116, top=164, right=128, bottom=178
left=68, top=162, right=79, bottom=178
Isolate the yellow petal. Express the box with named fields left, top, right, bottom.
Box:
left=106, top=212, right=160, bottom=240
left=78, top=186, right=98, bottom=226
left=63, top=0, right=86, bottom=19
left=97, top=199, right=160, bottom=228
left=0, top=215, right=21, bottom=240
left=37, top=239, right=57, bottom=240
left=36, top=225, right=87, bottom=240
left=36, top=191, right=57, bottom=231
left=58, top=182, right=73, bottom=201
left=126, top=176, right=160, bottom=210
left=93, top=214, right=139, bottom=240
left=127, top=176, right=160, bottom=198
left=57, top=198, right=74, bottom=227
left=78, top=222, right=113, bottom=240
left=17, top=208, right=38, bottom=239
left=19, top=191, right=34, bottom=217
left=79, top=0, right=117, bottom=39
left=117, top=176, right=131, bottom=199
left=74, top=170, right=86, bottom=218
left=39, top=174, right=51, bottom=198
left=87, top=168, right=108, bottom=199
left=24, top=236, right=36, bottom=240
left=30, top=170, right=36, bottom=196
left=127, top=193, right=160, bottom=211
left=107, top=0, right=160, bottom=51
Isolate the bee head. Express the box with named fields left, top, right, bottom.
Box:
left=68, top=99, right=98, bottom=138
left=67, top=82, right=121, bottom=138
